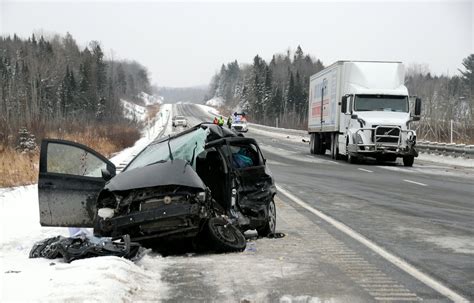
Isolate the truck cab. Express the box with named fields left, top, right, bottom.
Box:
left=341, top=93, right=421, bottom=166
left=308, top=61, right=421, bottom=166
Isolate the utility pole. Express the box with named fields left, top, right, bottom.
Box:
left=450, top=119, right=453, bottom=143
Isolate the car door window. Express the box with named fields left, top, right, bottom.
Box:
left=229, top=143, right=262, bottom=169
left=47, top=142, right=107, bottom=177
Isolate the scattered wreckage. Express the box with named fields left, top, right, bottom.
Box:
left=37, top=123, right=277, bottom=255
left=30, top=234, right=142, bottom=263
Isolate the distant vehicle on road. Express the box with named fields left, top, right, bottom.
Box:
left=172, top=115, right=188, bottom=127
left=231, top=112, right=248, bottom=132
left=37, top=124, right=276, bottom=252
left=307, top=61, right=422, bottom=166
left=231, top=120, right=248, bottom=132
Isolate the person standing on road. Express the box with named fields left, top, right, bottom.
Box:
left=213, top=116, right=218, bottom=124
left=227, top=115, right=233, bottom=129
left=218, top=116, right=224, bottom=126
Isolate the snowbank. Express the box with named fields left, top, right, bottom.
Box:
left=418, top=153, right=474, bottom=168
left=138, top=92, right=162, bottom=106
left=0, top=104, right=173, bottom=301
left=121, top=99, right=147, bottom=121
left=205, top=96, right=224, bottom=107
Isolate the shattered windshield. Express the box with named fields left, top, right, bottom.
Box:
left=354, top=95, right=408, bottom=112
left=125, top=128, right=209, bottom=171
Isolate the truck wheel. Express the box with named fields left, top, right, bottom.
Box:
left=310, top=134, right=316, bottom=154
left=347, top=153, right=358, bottom=164
left=403, top=156, right=414, bottom=167
left=257, top=200, right=276, bottom=237
left=204, top=217, right=246, bottom=252
left=314, top=133, right=323, bottom=155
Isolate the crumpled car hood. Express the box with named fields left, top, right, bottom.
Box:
left=106, top=159, right=206, bottom=192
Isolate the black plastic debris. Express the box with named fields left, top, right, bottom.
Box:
left=29, top=234, right=143, bottom=263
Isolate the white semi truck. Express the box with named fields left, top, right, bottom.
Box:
left=308, top=61, right=421, bottom=166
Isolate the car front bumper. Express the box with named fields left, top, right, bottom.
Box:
left=97, top=203, right=207, bottom=241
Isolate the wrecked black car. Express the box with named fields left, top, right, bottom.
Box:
left=38, top=123, right=276, bottom=252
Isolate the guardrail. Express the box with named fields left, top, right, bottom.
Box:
left=417, top=141, right=474, bottom=159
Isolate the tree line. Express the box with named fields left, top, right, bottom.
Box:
left=406, top=56, right=473, bottom=143
left=207, top=48, right=473, bottom=142
left=0, top=33, right=152, bottom=147
left=206, top=46, right=324, bottom=129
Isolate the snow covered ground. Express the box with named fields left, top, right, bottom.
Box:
left=138, top=92, right=163, bottom=106
left=121, top=99, right=147, bottom=121
left=0, top=104, right=173, bottom=302
left=204, top=96, right=224, bottom=107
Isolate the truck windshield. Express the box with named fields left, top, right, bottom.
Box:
left=354, top=95, right=408, bottom=112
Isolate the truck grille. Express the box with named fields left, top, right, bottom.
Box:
left=373, top=126, right=400, bottom=143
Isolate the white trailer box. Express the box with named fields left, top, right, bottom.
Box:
left=307, top=61, right=421, bottom=166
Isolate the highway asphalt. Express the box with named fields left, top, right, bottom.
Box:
left=167, top=103, right=474, bottom=302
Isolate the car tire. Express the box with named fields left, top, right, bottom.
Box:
left=204, top=217, right=246, bottom=252
left=257, top=199, right=276, bottom=237
left=403, top=155, right=414, bottom=167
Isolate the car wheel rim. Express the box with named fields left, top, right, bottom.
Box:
left=215, top=224, right=238, bottom=243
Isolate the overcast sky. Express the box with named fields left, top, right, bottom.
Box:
left=1, top=1, right=472, bottom=87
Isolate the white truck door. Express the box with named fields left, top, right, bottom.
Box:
left=338, top=95, right=353, bottom=154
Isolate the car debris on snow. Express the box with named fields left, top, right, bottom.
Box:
left=29, top=234, right=144, bottom=263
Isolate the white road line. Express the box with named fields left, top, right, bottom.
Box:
left=276, top=185, right=468, bottom=303
left=403, top=179, right=428, bottom=187
left=358, top=168, right=374, bottom=173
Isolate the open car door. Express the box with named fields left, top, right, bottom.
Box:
left=38, top=139, right=116, bottom=227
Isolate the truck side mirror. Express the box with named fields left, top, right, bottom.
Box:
left=341, top=96, right=347, bottom=113
left=414, top=98, right=422, bottom=116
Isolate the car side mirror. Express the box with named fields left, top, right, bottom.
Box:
left=101, top=168, right=114, bottom=181
left=351, top=114, right=358, bottom=119
left=414, top=97, right=422, bottom=116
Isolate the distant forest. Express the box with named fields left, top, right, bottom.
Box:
left=207, top=47, right=474, bottom=142
left=0, top=33, right=152, bottom=147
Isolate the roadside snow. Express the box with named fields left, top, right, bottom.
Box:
left=121, top=99, right=147, bottom=121
left=417, top=153, right=474, bottom=168
left=0, top=104, right=173, bottom=302
left=138, top=91, right=163, bottom=106
left=205, top=96, right=224, bottom=107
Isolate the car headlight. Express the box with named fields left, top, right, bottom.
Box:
left=197, top=191, right=206, bottom=202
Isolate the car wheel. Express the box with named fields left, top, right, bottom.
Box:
left=204, top=217, right=246, bottom=252
left=257, top=199, right=276, bottom=237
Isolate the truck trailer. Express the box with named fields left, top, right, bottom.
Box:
left=308, top=61, right=421, bottom=166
